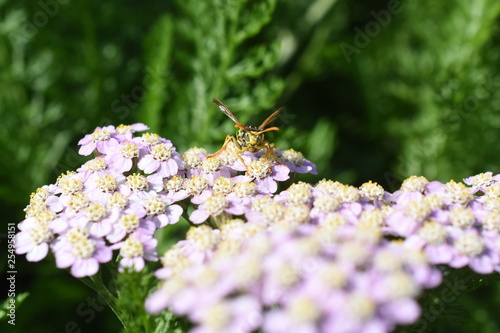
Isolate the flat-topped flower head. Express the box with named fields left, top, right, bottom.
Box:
left=57, top=172, right=83, bottom=195
left=94, top=174, right=119, bottom=193
left=280, top=148, right=317, bottom=174
left=183, top=147, right=207, bottom=169
left=184, top=175, right=210, bottom=196
left=463, top=172, right=495, bottom=192
left=151, top=144, right=172, bottom=161
left=105, top=141, right=142, bottom=173
left=118, top=213, right=140, bottom=233
left=354, top=223, right=384, bottom=244
left=125, top=173, right=149, bottom=192
left=245, top=158, right=290, bottom=194
left=282, top=204, right=310, bottom=224
left=482, top=196, right=500, bottom=211
left=251, top=196, right=274, bottom=212
left=138, top=143, right=184, bottom=177
left=78, top=125, right=117, bottom=156
left=27, top=187, right=52, bottom=207
left=247, top=158, right=272, bottom=179
left=359, top=181, right=385, bottom=201
left=359, top=209, right=386, bottom=227
left=261, top=201, right=285, bottom=224
left=64, top=226, right=89, bottom=244
left=190, top=194, right=244, bottom=225
left=201, top=157, right=223, bottom=174
left=313, top=194, right=340, bottom=214
left=162, top=175, right=189, bottom=203
left=199, top=156, right=231, bottom=182
left=318, top=213, right=347, bottom=229
left=345, top=292, right=376, bottom=321
left=445, top=180, right=473, bottom=205
left=484, top=183, right=500, bottom=198
left=85, top=202, right=107, bottom=222
left=404, top=200, right=432, bottom=222
left=143, top=195, right=167, bottom=216
left=401, top=176, right=429, bottom=193
left=282, top=182, right=313, bottom=205
left=92, top=127, right=112, bottom=141
left=114, top=123, right=149, bottom=138
left=337, top=240, right=371, bottom=267
left=165, top=175, right=184, bottom=192
left=287, top=294, right=322, bottom=323
left=449, top=206, right=475, bottom=229
left=30, top=208, right=57, bottom=225
left=204, top=195, right=229, bottom=216
left=107, top=192, right=128, bottom=210
left=314, top=179, right=344, bottom=195
left=15, top=223, right=54, bottom=262
left=212, top=176, right=234, bottom=196
left=120, top=142, right=140, bottom=159
left=81, top=157, right=107, bottom=173
left=337, top=184, right=360, bottom=203
left=66, top=192, right=90, bottom=213
left=482, top=211, right=500, bottom=232
left=383, top=271, right=419, bottom=300
left=418, top=220, right=448, bottom=245
left=423, top=193, right=444, bottom=210
left=186, top=225, right=221, bottom=252
left=113, top=234, right=157, bottom=272
left=142, top=193, right=182, bottom=227
left=142, top=132, right=163, bottom=146
left=81, top=202, right=116, bottom=237
left=454, top=231, right=484, bottom=257
left=218, top=140, right=240, bottom=165
left=232, top=181, right=257, bottom=198
left=53, top=234, right=112, bottom=278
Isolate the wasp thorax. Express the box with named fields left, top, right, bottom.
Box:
left=236, top=126, right=264, bottom=152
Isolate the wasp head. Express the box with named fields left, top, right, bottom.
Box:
left=235, top=124, right=279, bottom=152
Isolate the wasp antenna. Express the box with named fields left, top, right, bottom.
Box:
left=261, top=126, right=279, bottom=133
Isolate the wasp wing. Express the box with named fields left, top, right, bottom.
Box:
left=212, top=98, right=241, bottom=125
left=258, top=106, right=284, bottom=130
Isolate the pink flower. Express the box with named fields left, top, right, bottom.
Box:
left=53, top=236, right=112, bottom=278
left=241, top=158, right=290, bottom=194
left=78, top=125, right=117, bottom=156
left=15, top=227, right=53, bottom=262
left=189, top=195, right=245, bottom=224
left=138, top=142, right=185, bottom=177
left=111, top=232, right=158, bottom=272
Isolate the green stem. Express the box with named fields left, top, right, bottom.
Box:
left=79, top=271, right=127, bottom=328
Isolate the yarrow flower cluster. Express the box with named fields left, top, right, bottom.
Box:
left=15, top=124, right=500, bottom=333
left=16, top=124, right=185, bottom=277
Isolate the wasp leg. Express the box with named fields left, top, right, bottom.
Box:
left=255, top=142, right=284, bottom=166
left=208, top=135, right=238, bottom=159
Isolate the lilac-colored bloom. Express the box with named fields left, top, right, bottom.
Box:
left=138, top=142, right=185, bottom=177
left=189, top=195, right=245, bottom=224
left=243, top=158, right=290, bottom=194
left=15, top=227, right=53, bottom=262
left=111, top=232, right=158, bottom=272
left=53, top=236, right=112, bottom=278
left=78, top=125, right=118, bottom=156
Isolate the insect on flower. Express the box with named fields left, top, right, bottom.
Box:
left=210, top=98, right=284, bottom=165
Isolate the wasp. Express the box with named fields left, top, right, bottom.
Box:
left=210, top=98, right=284, bottom=163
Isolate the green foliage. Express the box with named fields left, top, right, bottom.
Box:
left=0, top=292, right=28, bottom=321
left=137, top=0, right=283, bottom=152
left=347, top=0, right=500, bottom=182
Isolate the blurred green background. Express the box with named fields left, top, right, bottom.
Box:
left=1, top=0, right=500, bottom=332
